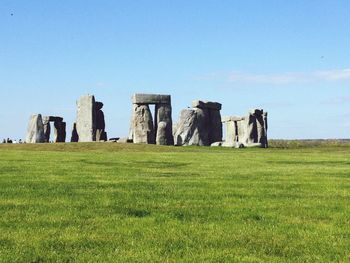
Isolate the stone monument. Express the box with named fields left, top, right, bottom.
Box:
left=26, top=114, right=45, bottom=143
left=74, top=95, right=107, bottom=142
left=222, top=109, right=268, bottom=148
left=130, top=94, right=173, bottom=145
left=174, top=100, right=222, bottom=146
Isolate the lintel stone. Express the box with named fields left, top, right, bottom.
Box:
left=132, top=94, right=171, bottom=104
left=222, top=116, right=245, bottom=123
left=192, top=100, right=222, bottom=110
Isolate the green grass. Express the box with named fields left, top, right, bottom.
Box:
left=0, top=142, right=350, bottom=262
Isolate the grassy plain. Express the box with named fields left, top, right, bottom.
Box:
left=0, top=141, right=350, bottom=262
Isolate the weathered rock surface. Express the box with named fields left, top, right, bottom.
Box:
left=222, top=109, right=268, bottom=148
left=132, top=94, right=171, bottom=104
left=54, top=121, right=66, bottom=143
left=156, top=121, right=168, bottom=145
left=132, top=104, right=155, bottom=144
left=26, top=114, right=45, bottom=143
left=76, top=95, right=96, bottom=142
left=175, top=100, right=222, bottom=146
left=71, top=123, right=79, bottom=142
left=174, top=109, right=198, bottom=146
left=155, top=103, right=173, bottom=145
left=42, top=116, right=51, bottom=143
left=95, top=101, right=106, bottom=141
left=48, top=116, right=63, bottom=122
left=130, top=93, right=173, bottom=145
left=208, top=109, right=222, bottom=143
left=192, top=100, right=222, bottom=110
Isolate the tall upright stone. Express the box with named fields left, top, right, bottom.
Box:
left=174, top=109, right=201, bottom=146
left=71, top=122, right=79, bottom=142
left=54, top=121, right=66, bottom=143
left=76, top=95, right=96, bottom=142
left=42, top=116, right=51, bottom=143
left=130, top=93, right=173, bottom=145
left=175, top=100, right=222, bottom=146
left=222, top=109, right=268, bottom=148
left=95, top=101, right=107, bottom=141
left=26, top=114, right=45, bottom=143
left=132, top=104, right=155, bottom=144
left=155, top=103, right=173, bottom=145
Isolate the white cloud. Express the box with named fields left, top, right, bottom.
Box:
left=227, top=69, right=350, bottom=84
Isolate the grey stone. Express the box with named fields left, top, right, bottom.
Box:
left=71, top=123, right=79, bottom=142
left=208, top=109, right=222, bottom=143
left=42, top=116, right=51, bottom=143
left=222, top=116, right=244, bottom=122
left=222, top=109, right=268, bottom=148
left=117, top=137, right=133, bottom=143
left=132, top=104, right=155, bottom=144
left=95, top=101, right=106, bottom=141
left=54, top=121, right=66, bottom=143
left=174, top=109, right=198, bottom=146
left=48, top=116, right=63, bottom=122
left=222, top=142, right=236, bottom=148
left=156, top=121, right=168, bottom=145
left=174, top=108, right=210, bottom=146
left=224, top=120, right=237, bottom=144
left=195, top=108, right=210, bottom=145
left=132, top=94, right=171, bottom=104
left=76, top=95, right=96, bottom=142
left=247, top=113, right=257, bottom=144
left=155, top=103, right=174, bottom=145
left=192, top=100, right=222, bottom=110
left=210, top=142, right=223, bottom=147
left=26, top=114, right=45, bottom=143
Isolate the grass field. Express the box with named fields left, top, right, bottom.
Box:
left=0, top=141, right=350, bottom=262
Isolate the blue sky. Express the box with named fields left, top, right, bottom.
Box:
left=1, top=0, right=349, bottom=140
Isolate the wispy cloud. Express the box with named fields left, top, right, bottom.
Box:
left=228, top=69, right=350, bottom=84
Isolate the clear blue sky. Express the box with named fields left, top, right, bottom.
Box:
left=1, top=0, right=349, bottom=140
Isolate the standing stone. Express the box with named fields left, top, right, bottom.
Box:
left=95, top=101, right=106, bottom=141
left=246, top=111, right=257, bottom=144
left=131, top=94, right=173, bottom=145
left=208, top=109, right=222, bottom=143
left=42, top=116, right=51, bottom=143
left=71, top=122, right=79, bottom=142
left=26, top=114, right=45, bottom=143
left=174, top=109, right=201, bottom=146
left=155, top=103, right=173, bottom=145
left=195, top=108, right=210, bottom=145
left=191, top=100, right=222, bottom=145
left=54, top=121, right=66, bottom=143
left=76, top=95, right=96, bottom=142
left=263, top=112, right=268, bottom=148
left=132, top=104, right=155, bottom=144
left=156, top=121, right=168, bottom=145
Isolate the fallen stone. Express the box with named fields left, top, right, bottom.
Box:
left=210, top=142, right=223, bottom=147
